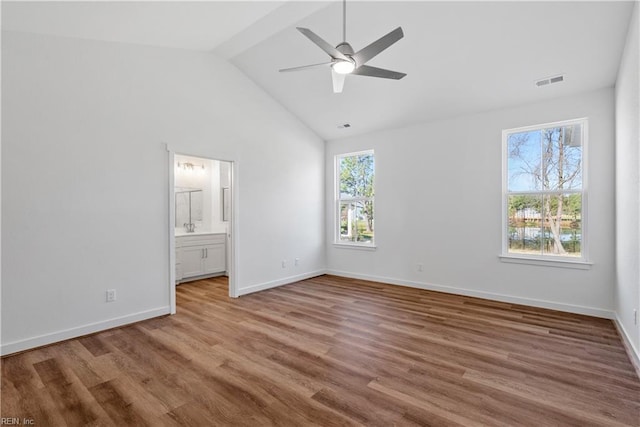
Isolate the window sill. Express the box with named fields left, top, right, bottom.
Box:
left=499, top=254, right=592, bottom=270
left=333, top=243, right=377, bottom=251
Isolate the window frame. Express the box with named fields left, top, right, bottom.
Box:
left=500, top=118, right=591, bottom=268
left=334, top=149, right=376, bottom=249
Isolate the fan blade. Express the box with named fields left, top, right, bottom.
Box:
left=297, top=27, right=349, bottom=61
left=352, top=27, right=404, bottom=66
left=352, top=65, right=406, bottom=80
left=332, top=70, right=346, bottom=93
left=279, top=62, right=332, bottom=73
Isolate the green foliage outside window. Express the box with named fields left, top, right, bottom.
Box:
left=338, top=152, right=374, bottom=244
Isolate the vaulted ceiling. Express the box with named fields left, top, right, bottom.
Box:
left=3, top=1, right=634, bottom=140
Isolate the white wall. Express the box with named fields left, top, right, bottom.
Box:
left=1, top=31, right=325, bottom=355
left=614, top=2, right=640, bottom=364
left=326, top=88, right=615, bottom=317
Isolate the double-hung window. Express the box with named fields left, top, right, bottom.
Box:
left=336, top=150, right=375, bottom=246
left=503, top=118, right=587, bottom=263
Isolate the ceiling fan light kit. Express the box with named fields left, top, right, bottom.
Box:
left=332, top=59, right=355, bottom=75
left=279, top=0, right=406, bottom=93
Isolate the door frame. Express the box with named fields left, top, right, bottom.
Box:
left=167, top=144, right=239, bottom=314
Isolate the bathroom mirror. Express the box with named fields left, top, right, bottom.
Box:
left=175, top=188, right=203, bottom=229
left=222, top=187, right=230, bottom=222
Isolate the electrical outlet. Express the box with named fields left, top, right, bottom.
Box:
left=106, top=289, right=116, bottom=303
left=295, top=258, right=300, bottom=267
left=417, top=263, right=424, bottom=272
left=281, top=260, right=287, bottom=268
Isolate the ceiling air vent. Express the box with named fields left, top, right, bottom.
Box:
left=535, top=74, right=564, bottom=88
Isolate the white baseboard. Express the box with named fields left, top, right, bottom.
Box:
left=0, top=306, right=171, bottom=356
left=237, top=270, right=326, bottom=296
left=326, top=270, right=614, bottom=319
left=613, top=315, right=640, bottom=378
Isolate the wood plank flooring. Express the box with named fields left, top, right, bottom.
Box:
left=2, top=275, right=639, bottom=426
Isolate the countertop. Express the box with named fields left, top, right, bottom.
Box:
left=175, top=227, right=227, bottom=237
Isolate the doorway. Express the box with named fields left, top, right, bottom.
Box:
left=168, top=149, right=237, bottom=313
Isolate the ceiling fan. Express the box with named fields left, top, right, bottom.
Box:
left=279, top=0, right=406, bottom=93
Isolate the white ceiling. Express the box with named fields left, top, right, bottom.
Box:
left=2, top=1, right=635, bottom=141
left=229, top=1, right=634, bottom=140
left=1, top=1, right=287, bottom=51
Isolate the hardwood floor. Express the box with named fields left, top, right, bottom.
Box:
left=2, top=275, right=639, bottom=426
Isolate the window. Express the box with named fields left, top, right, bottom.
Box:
left=336, top=150, right=375, bottom=246
left=503, top=118, right=587, bottom=263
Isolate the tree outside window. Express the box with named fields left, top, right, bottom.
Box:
left=336, top=151, right=375, bottom=245
left=504, top=119, right=586, bottom=259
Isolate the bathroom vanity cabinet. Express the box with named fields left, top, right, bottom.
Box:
left=176, top=233, right=226, bottom=283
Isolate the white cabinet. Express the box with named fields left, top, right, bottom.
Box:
left=202, top=243, right=226, bottom=274
left=176, top=233, right=226, bottom=283
left=181, top=246, right=208, bottom=278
